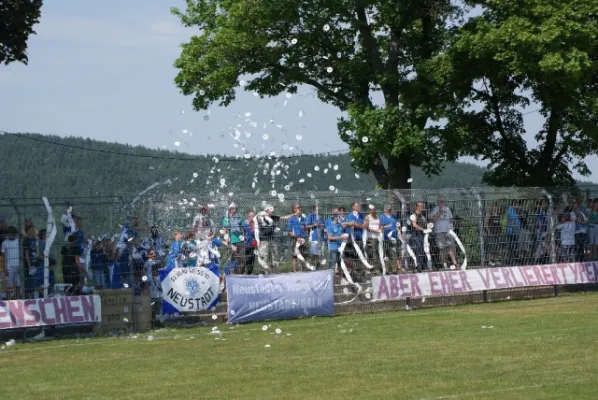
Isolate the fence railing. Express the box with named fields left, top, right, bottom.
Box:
left=0, top=186, right=597, bottom=300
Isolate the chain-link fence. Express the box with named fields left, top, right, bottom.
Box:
left=1, top=186, right=597, bottom=301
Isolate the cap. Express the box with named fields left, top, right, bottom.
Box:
left=384, top=204, right=392, bottom=210
left=265, top=205, right=274, bottom=212
left=229, top=202, right=237, bottom=209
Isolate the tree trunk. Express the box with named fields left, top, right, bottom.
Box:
left=387, top=155, right=411, bottom=189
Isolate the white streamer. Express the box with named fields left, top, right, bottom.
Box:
left=378, top=232, right=386, bottom=276
left=338, top=239, right=362, bottom=293
left=361, top=230, right=386, bottom=275
left=351, top=233, right=373, bottom=270
left=253, top=214, right=270, bottom=271
left=391, top=231, right=417, bottom=265
left=423, top=229, right=433, bottom=270
left=295, top=238, right=314, bottom=271
left=449, top=229, right=468, bottom=270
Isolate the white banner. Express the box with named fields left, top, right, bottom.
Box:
left=0, top=295, right=101, bottom=330
left=372, top=262, right=598, bottom=300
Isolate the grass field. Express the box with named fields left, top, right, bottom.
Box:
left=1, top=294, right=598, bottom=400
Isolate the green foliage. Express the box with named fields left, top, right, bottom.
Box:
left=0, top=0, right=43, bottom=65
left=171, top=0, right=464, bottom=189
left=435, top=0, right=598, bottom=186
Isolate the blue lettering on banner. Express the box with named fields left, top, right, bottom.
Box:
left=159, top=266, right=220, bottom=314
left=226, top=270, right=334, bottom=324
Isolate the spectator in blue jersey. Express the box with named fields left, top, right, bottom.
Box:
left=89, top=240, right=105, bottom=289
left=506, top=200, right=521, bottom=266
left=305, top=205, right=325, bottom=267
left=222, top=203, right=243, bottom=269
left=23, top=226, right=38, bottom=298
left=327, top=213, right=343, bottom=272
left=380, top=205, right=400, bottom=273
left=343, top=201, right=365, bottom=275
left=325, top=207, right=339, bottom=234
left=242, top=211, right=256, bottom=274
left=35, top=229, right=56, bottom=297
left=117, top=239, right=133, bottom=288
left=165, top=230, right=183, bottom=271
left=287, top=204, right=308, bottom=272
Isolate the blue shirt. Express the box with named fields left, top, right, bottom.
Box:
left=209, top=238, right=223, bottom=267
left=506, top=207, right=520, bottom=235
left=346, top=212, right=365, bottom=241
left=306, top=213, right=324, bottom=241
left=74, top=229, right=85, bottom=251
left=380, top=213, right=397, bottom=239
left=327, top=222, right=343, bottom=252
left=90, top=249, right=105, bottom=271
left=287, top=215, right=306, bottom=238
left=339, top=215, right=351, bottom=235
left=242, top=219, right=255, bottom=248
left=535, top=208, right=547, bottom=233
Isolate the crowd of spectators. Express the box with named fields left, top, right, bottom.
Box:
left=0, top=194, right=595, bottom=301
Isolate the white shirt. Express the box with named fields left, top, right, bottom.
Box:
left=1, top=238, right=20, bottom=267
left=431, top=206, right=453, bottom=233
left=367, top=216, right=381, bottom=239
left=557, top=222, right=575, bottom=246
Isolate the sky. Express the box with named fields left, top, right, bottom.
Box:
left=0, top=0, right=596, bottom=183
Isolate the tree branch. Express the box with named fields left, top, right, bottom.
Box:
left=538, top=107, right=562, bottom=171
left=275, top=65, right=352, bottom=106
left=354, top=0, right=385, bottom=80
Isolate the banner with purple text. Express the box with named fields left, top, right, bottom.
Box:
left=0, top=295, right=102, bottom=330
left=372, top=263, right=598, bottom=301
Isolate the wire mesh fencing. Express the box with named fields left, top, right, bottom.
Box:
left=1, top=185, right=598, bottom=301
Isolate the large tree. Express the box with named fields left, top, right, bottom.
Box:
left=436, top=0, right=598, bottom=187
left=172, top=0, right=463, bottom=189
left=0, top=0, right=43, bottom=65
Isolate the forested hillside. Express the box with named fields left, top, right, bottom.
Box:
left=1, top=133, right=491, bottom=198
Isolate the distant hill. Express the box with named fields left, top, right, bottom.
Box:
left=1, top=132, right=490, bottom=200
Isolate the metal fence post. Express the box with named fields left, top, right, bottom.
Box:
left=543, top=189, right=557, bottom=265
left=473, top=189, right=485, bottom=267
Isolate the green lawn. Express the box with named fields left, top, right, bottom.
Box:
left=1, top=294, right=598, bottom=399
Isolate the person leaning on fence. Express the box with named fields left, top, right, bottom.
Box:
left=484, top=202, right=503, bottom=266
left=61, top=233, right=85, bottom=295
left=255, top=205, right=280, bottom=272
left=364, top=205, right=382, bottom=273
left=1, top=226, right=20, bottom=299
left=556, top=212, right=576, bottom=262
left=23, top=225, right=39, bottom=298
left=242, top=211, right=257, bottom=274
left=287, top=204, right=309, bottom=272
left=34, top=229, right=56, bottom=297
left=408, top=202, right=427, bottom=271
left=305, top=205, right=325, bottom=267
left=90, top=239, right=107, bottom=289
left=343, top=202, right=365, bottom=275
left=327, top=213, right=343, bottom=273
left=505, top=200, right=521, bottom=266
left=572, top=201, right=588, bottom=262
left=222, top=203, right=244, bottom=269
left=431, top=195, right=458, bottom=270
left=380, top=205, right=401, bottom=273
